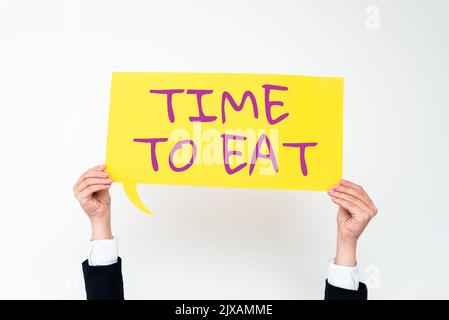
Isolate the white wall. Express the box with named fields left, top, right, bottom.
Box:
left=0, top=0, right=448, bottom=299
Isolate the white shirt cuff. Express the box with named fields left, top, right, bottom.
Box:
left=88, top=237, right=118, bottom=266
left=327, top=259, right=360, bottom=291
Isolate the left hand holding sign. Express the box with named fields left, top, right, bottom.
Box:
left=73, top=164, right=113, bottom=239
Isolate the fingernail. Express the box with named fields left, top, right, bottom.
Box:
left=107, top=178, right=113, bottom=182
left=333, top=184, right=340, bottom=189
left=101, top=172, right=108, bottom=177
left=340, top=179, right=347, bottom=182
left=327, top=190, right=334, bottom=194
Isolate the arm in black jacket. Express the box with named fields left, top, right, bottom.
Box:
left=82, top=257, right=367, bottom=300
left=82, top=257, right=124, bottom=300
left=325, top=280, right=368, bottom=300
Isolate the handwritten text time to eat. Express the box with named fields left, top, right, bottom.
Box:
left=134, top=84, right=318, bottom=176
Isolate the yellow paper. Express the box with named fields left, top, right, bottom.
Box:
left=105, top=72, right=343, bottom=214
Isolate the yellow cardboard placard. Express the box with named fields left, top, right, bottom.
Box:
left=106, top=72, right=343, bottom=214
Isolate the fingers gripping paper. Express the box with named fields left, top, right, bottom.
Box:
left=105, top=72, right=343, bottom=214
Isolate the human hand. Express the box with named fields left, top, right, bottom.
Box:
left=327, top=179, right=378, bottom=266
left=73, top=164, right=113, bottom=240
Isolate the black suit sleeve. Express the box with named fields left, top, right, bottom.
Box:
left=324, top=280, right=368, bottom=300
left=83, top=257, right=367, bottom=300
left=82, top=257, right=124, bottom=300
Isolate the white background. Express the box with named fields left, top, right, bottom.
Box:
left=0, top=0, right=448, bottom=299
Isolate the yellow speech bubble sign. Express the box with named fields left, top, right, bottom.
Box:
left=105, top=72, right=343, bottom=214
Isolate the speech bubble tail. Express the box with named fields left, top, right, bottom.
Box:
left=123, top=183, right=152, bottom=215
